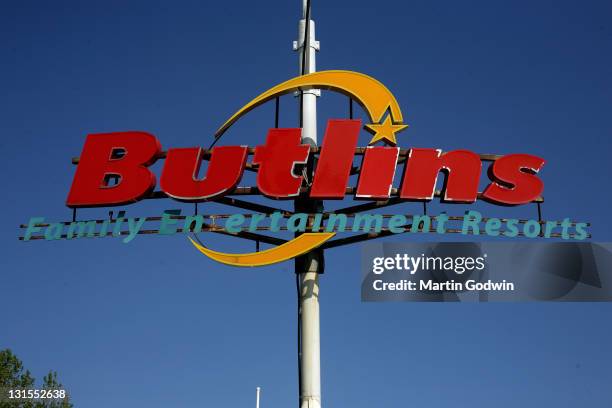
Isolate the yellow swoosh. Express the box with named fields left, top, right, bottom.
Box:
left=188, top=232, right=335, bottom=267
left=215, top=70, right=403, bottom=138
left=195, top=70, right=400, bottom=267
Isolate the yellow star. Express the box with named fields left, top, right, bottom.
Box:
left=364, top=115, right=408, bottom=145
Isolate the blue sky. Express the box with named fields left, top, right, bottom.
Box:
left=2, top=0, right=612, bottom=406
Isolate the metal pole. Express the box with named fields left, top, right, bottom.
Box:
left=295, top=1, right=322, bottom=408
left=297, top=0, right=318, bottom=146
left=296, top=251, right=322, bottom=408
left=256, top=387, right=261, bottom=408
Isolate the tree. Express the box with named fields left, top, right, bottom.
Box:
left=0, top=349, right=73, bottom=408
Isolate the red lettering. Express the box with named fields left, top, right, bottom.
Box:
left=66, top=132, right=161, bottom=207
left=252, top=128, right=310, bottom=198
left=356, top=146, right=399, bottom=199
left=310, top=119, right=361, bottom=199
left=400, top=149, right=481, bottom=202
left=65, top=121, right=546, bottom=208
left=483, top=154, right=545, bottom=205
left=160, top=146, right=248, bottom=201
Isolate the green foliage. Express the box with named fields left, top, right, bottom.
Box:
left=0, top=350, right=73, bottom=408
left=0, top=349, right=34, bottom=390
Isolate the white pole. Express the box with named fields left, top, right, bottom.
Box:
left=296, top=0, right=319, bottom=147
left=256, top=387, right=261, bottom=408
left=295, top=2, right=321, bottom=408
left=297, top=254, right=322, bottom=408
